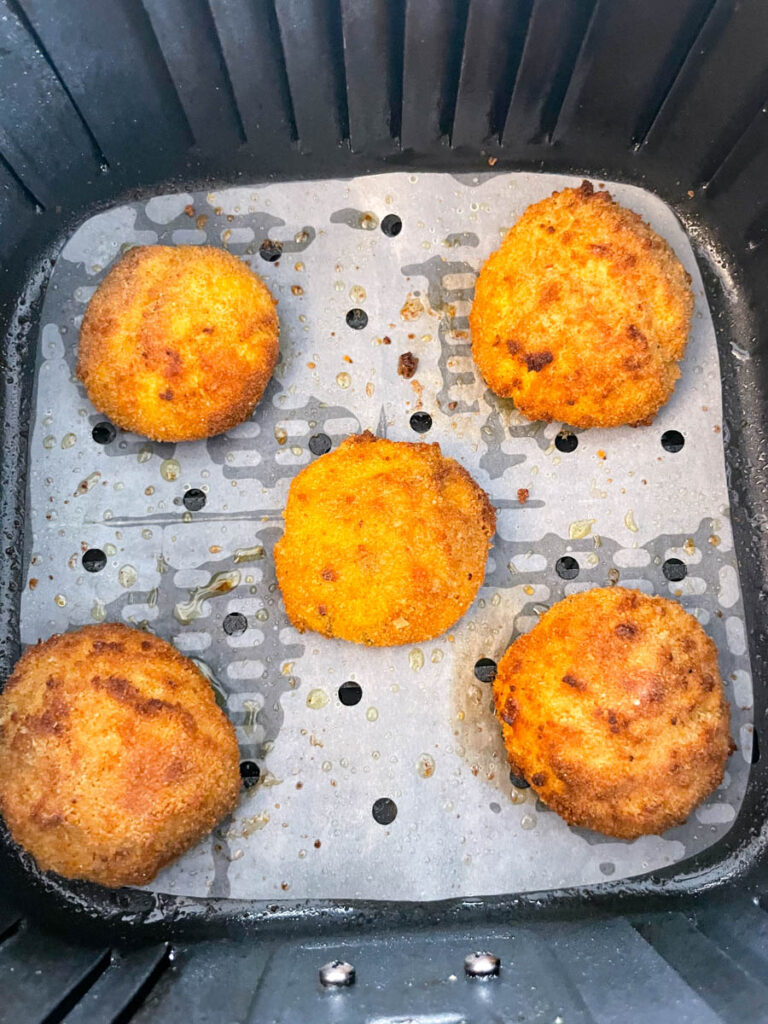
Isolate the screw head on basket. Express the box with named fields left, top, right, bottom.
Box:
left=319, top=959, right=356, bottom=988
left=464, top=951, right=500, bottom=979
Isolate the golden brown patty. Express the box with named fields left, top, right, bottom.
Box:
left=274, top=431, right=496, bottom=645
left=0, top=624, right=240, bottom=887
left=493, top=587, right=732, bottom=838
left=470, top=180, right=694, bottom=428
left=77, top=245, right=279, bottom=441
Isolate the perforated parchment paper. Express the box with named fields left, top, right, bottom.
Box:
left=20, top=172, right=753, bottom=900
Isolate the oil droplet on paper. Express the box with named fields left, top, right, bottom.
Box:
left=366, top=707, right=379, bottom=722
left=569, top=518, right=595, bottom=540
left=234, top=544, right=265, bottom=563
left=54, top=594, right=67, bottom=607
left=431, top=649, right=444, bottom=664
left=336, top=372, right=351, bottom=389
left=61, top=433, right=76, bottom=449
left=624, top=509, right=638, bottom=533
left=118, top=564, right=138, bottom=589
left=174, top=569, right=240, bottom=623
left=409, top=649, right=425, bottom=672
left=91, top=599, right=106, bottom=622
left=417, top=753, right=435, bottom=778
left=306, top=688, right=329, bottom=710
left=160, top=458, right=180, bottom=481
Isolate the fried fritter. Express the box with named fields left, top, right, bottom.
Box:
left=77, top=245, right=279, bottom=441
left=470, top=181, right=694, bottom=428
left=493, top=587, right=732, bottom=838
left=274, top=431, right=496, bottom=645
left=0, top=624, right=240, bottom=887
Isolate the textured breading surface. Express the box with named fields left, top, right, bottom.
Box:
left=0, top=624, right=240, bottom=887
left=274, top=431, right=496, bottom=646
left=77, top=245, right=279, bottom=441
left=493, top=588, right=732, bottom=838
left=470, top=181, right=694, bottom=428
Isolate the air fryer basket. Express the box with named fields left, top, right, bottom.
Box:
left=2, top=0, right=768, bottom=958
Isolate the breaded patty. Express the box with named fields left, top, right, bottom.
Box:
left=0, top=624, right=240, bottom=887
left=470, top=181, right=694, bottom=428
left=493, top=588, right=732, bottom=838
left=274, top=431, right=496, bottom=645
left=77, top=245, right=279, bottom=441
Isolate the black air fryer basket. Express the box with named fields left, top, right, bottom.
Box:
left=3, top=1, right=768, bottom=1021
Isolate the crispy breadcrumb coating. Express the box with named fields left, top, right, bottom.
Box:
left=77, top=245, right=278, bottom=441
left=470, top=181, right=693, bottom=428
left=493, top=587, right=732, bottom=838
left=275, top=431, right=496, bottom=646
left=0, top=624, right=240, bottom=887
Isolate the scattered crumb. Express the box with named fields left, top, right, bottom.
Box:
left=291, top=284, right=304, bottom=296
left=488, top=156, right=498, bottom=167
left=184, top=204, right=195, bottom=217
left=306, top=361, right=316, bottom=369
left=597, top=449, right=606, bottom=460
left=517, top=488, right=529, bottom=505
left=343, top=355, right=353, bottom=364
left=401, top=294, right=425, bottom=321
left=398, top=352, right=419, bottom=379
left=687, top=190, right=695, bottom=198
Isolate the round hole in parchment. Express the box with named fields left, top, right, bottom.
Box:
left=474, top=658, right=497, bottom=683
left=372, top=797, right=397, bottom=825
left=240, top=760, right=260, bottom=788
left=338, top=681, right=363, bottom=706
left=381, top=214, right=402, bottom=237
left=346, top=308, right=368, bottom=330
left=82, top=548, right=107, bottom=573
left=409, top=411, right=432, bottom=434
left=751, top=727, right=761, bottom=764
left=183, top=488, right=206, bottom=512
left=662, top=558, right=687, bottom=582
left=661, top=429, right=685, bottom=453
left=309, top=433, right=332, bottom=456
left=92, top=421, right=116, bottom=445
left=509, top=770, right=530, bottom=789
left=223, top=611, right=248, bottom=636
left=555, top=430, right=578, bottom=453
left=555, top=555, right=579, bottom=580
left=259, top=239, right=282, bottom=262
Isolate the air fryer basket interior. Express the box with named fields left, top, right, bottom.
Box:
left=2, top=0, right=768, bottom=945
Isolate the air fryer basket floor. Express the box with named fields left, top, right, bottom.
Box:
left=21, top=171, right=753, bottom=903
left=2, top=0, right=768, bottom=948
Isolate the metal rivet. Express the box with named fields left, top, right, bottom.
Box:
left=319, top=960, right=355, bottom=987
left=464, top=951, right=500, bottom=979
